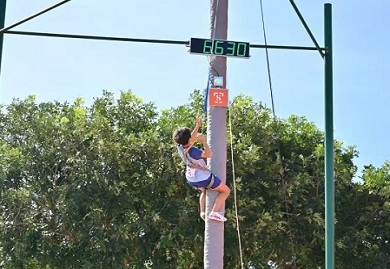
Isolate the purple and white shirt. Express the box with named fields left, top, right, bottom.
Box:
left=177, top=145, right=211, bottom=183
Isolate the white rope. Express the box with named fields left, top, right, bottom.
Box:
left=228, top=107, right=244, bottom=269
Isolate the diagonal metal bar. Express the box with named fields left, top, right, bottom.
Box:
left=5, top=30, right=326, bottom=52
left=0, top=0, right=71, bottom=34
left=288, top=0, right=325, bottom=58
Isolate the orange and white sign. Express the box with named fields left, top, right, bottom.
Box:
left=209, top=88, right=229, bottom=107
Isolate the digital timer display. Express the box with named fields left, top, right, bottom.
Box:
left=190, top=38, right=250, bottom=58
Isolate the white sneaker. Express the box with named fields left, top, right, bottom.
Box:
left=209, top=212, right=227, bottom=222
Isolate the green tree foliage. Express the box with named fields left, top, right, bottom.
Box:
left=0, top=90, right=388, bottom=268
left=335, top=162, right=390, bottom=269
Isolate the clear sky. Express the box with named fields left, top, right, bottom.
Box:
left=2, top=0, right=389, bottom=177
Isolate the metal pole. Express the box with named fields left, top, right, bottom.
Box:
left=324, top=3, right=334, bottom=269
left=0, top=0, right=6, bottom=77
left=204, top=0, right=228, bottom=268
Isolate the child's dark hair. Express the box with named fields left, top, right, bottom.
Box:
left=173, top=127, right=191, bottom=145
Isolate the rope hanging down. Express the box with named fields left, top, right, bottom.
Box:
left=228, top=108, right=245, bottom=269
left=259, top=0, right=297, bottom=268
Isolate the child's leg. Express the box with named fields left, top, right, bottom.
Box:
left=198, top=187, right=206, bottom=220
left=211, top=183, right=230, bottom=213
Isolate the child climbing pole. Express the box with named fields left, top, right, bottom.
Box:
left=173, top=115, right=230, bottom=222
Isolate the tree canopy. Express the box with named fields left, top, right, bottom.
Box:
left=0, top=90, right=388, bottom=268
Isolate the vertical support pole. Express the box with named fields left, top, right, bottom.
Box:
left=204, top=1, right=228, bottom=269
left=324, top=3, right=334, bottom=269
left=0, top=0, right=7, bottom=78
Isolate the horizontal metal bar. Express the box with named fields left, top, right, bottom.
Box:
left=0, top=0, right=71, bottom=35
left=251, top=43, right=325, bottom=51
left=5, top=30, right=189, bottom=45
left=5, top=30, right=325, bottom=52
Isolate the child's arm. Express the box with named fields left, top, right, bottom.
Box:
left=197, top=133, right=212, bottom=159
left=191, top=115, right=202, bottom=139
